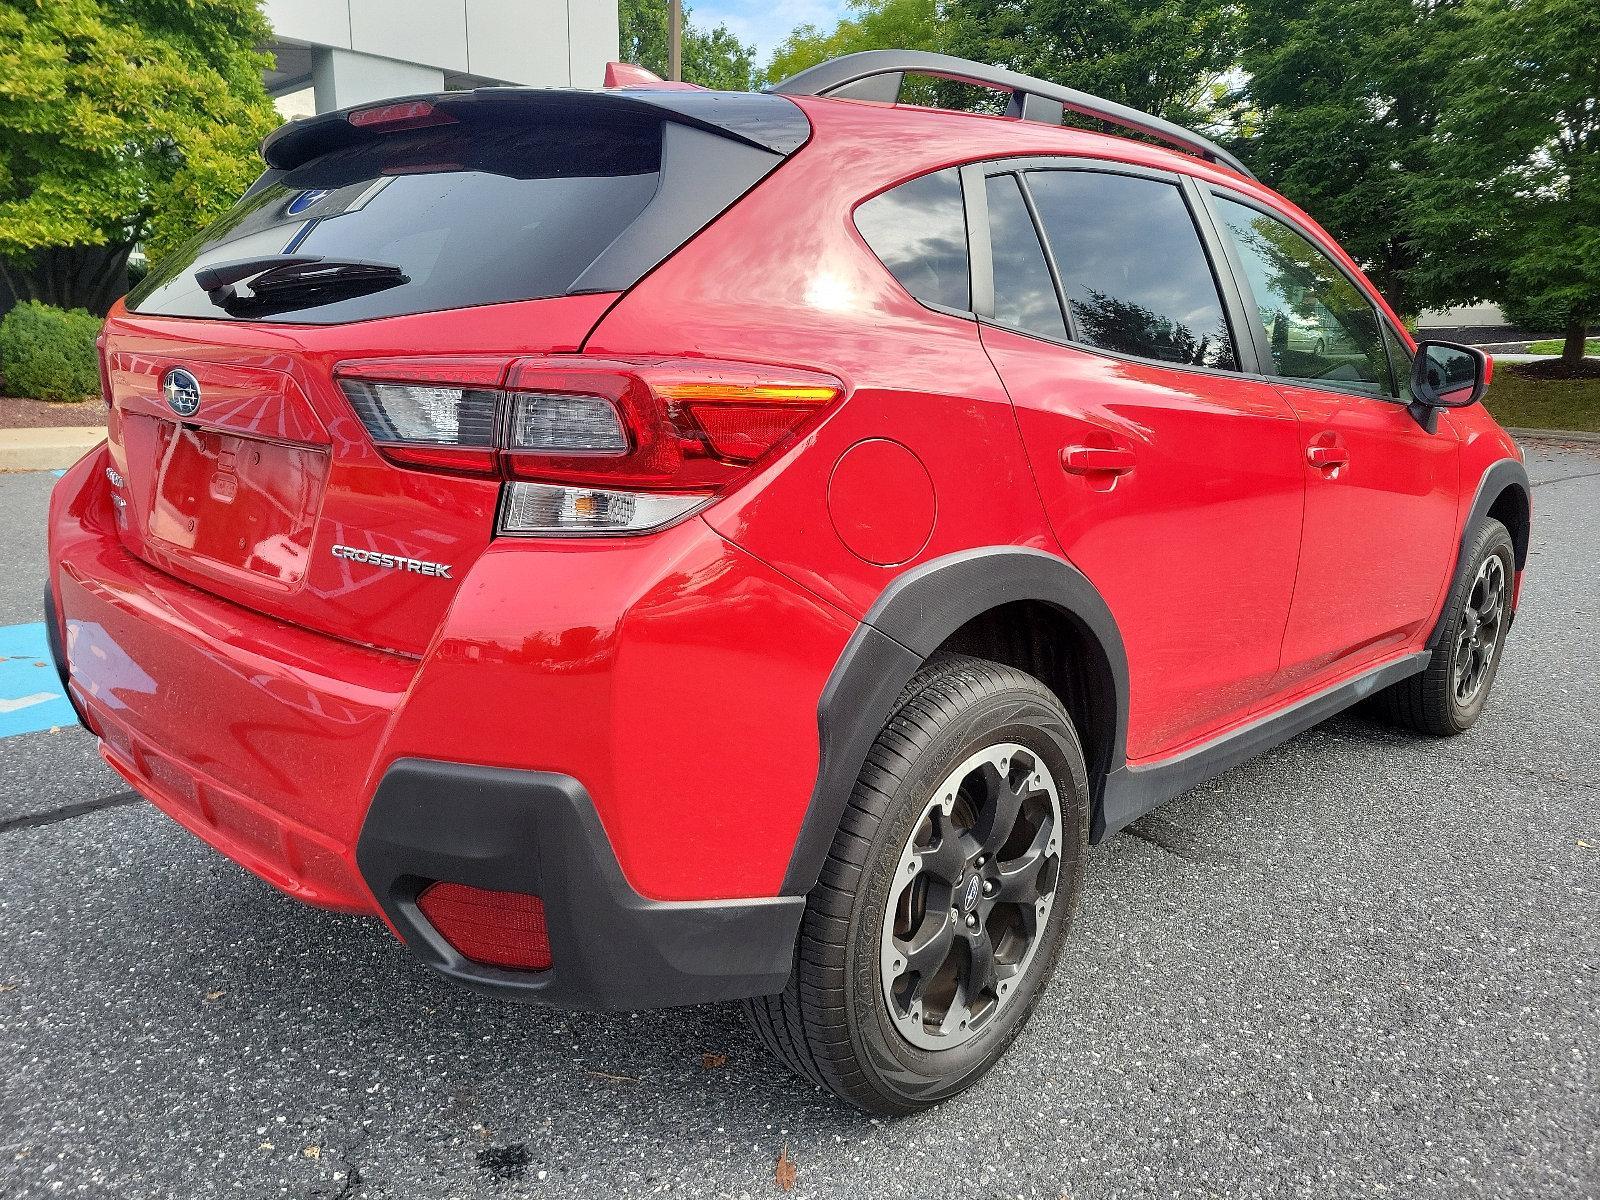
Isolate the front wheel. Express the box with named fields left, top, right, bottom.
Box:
left=744, top=654, right=1090, bottom=1114
left=1375, top=517, right=1515, bottom=736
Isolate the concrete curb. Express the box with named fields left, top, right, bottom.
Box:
left=1507, top=427, right=1600, bottom=445
left=0, top=426, right=106, bottom=472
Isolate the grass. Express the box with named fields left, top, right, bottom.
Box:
left=1481, top=362, right=1600, bottom=432
left=1525, top=338, right=1599, bottom=356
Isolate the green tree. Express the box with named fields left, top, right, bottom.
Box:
left=619, top=0, right=756, bottom=91
left=1417, top=0, right=1600, bottom=364
left=0, top=0, right=279, bottom=315
left=762, top=0, right=1234, bottom=118
left=764, top=0, right=939, bottom=87
left=942, top=0, right=1241, bottom=127
left=1232, top=0, right=1462, bottom=319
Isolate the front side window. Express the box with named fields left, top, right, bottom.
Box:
left=1215, top=196, right=1392, bottom=396
left=854, top=168, right=970, bottom=312
left=985, top=174, right=1067, bottom=340
left=1025, top=170, right=1237, bottom=370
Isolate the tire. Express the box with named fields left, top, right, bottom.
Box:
left=744, top=653, right=1090, bottom=1114
left=1375, top=517, right=1515, bottom=736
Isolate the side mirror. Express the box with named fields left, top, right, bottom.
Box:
left=1411, top=340, right=1490, bottom=408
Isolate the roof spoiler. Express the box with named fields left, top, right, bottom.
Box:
left=261, top=87, right=810, bottom=171
left=766, top=49, right=1254, bottom=180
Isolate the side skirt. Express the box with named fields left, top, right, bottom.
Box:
left=1097, top=650, right=1431, bottom=838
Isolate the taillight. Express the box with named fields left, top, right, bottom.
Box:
left=335, top=356, right=846, bottom=535
left=347, top=99, right=456, bottom=132
left=417, top=882, right=551, bottom=971
left=342, top=380, right=498, bottom=454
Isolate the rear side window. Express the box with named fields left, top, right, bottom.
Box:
left=1215, top=196, right=1391, bottom=395
left=127, top=103, right=795, bottom=325
left=985, top=174, right=1066, bottom=340
left=1026, top=171, right=1237, bottom=370
left=854, top=168, right=970, bottom=312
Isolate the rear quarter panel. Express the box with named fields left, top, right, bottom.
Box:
left=584, top=100, right=1070, bottom=620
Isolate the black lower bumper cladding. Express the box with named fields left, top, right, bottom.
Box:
left=356, top=759, right=804, bottom=1011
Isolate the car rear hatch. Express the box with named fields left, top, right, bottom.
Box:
left=105, top=87, right=809, bottom=657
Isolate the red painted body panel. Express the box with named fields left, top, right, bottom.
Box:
left=1271, top=383, right=1460, bottom=692
left=44, top=89, right=1529, bottom=942
left=379, top=516, right=854, bottom=900
left=978, top=328, right=1304, bottom=759
left=98, top=294, right=614, bottom=657
left=827, top=439, right=937, bottom=566
left=588, top=104, right=1061, bottom=618
left=53, top=444, right=852, bottom=905
left=49, top=449, right=409, bottom=911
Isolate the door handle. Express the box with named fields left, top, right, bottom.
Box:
left=1306, top=443, right=1349, bottom=470
left=1061, top=445, right=1136, bottom=476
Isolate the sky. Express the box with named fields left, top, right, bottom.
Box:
left=691, top=0, right=850, bottom=66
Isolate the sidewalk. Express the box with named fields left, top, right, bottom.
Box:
left=0, top=426, right=105, bottom=472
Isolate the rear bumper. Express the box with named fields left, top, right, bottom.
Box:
left=42, top=580, right=91, bottom=734
left=51, top=455, right=414, bottom=912
left=358, top=760, right=803, bottom=1009
left=45, top=446, right=844, bottom=1009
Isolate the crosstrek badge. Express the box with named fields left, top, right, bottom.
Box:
left=331, top=544, right=453, bottom=579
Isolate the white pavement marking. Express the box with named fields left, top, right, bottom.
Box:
left=0, top=691, right=57, bottom=714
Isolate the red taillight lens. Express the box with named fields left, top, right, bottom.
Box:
left=499, top=357, right=844, bottom=491
left=335, top=356, right=847, bottom=533
left=417, top=882, right=552, bottom=972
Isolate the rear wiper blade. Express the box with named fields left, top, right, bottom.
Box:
left=195, top=255, right=321, bottom=294
left=195, top=255, right=409, bottom=315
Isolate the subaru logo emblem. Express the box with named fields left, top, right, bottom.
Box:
left=286, top=188, right=330, bottom=216
left=962, top=874, right=982, bottom=912
left=161, top=368, right=201, bottom=417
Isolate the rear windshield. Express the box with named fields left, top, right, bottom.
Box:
left=130, top=115, right=669, bottom=324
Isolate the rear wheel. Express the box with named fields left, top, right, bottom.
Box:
left=1375, top=518, right=1515, bottom=736
left=744, top=654, right=1089, bottom=1114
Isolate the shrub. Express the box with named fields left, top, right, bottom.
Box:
left=0, top=301, right=103, bottom=402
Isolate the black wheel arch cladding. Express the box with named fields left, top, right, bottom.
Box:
left=1428, top=457, right=1530, bottom=652
left=782, top=546, right=1128, bottom=896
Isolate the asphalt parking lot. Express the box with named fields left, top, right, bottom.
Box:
left=2, top=444, right=1596, bottom=1199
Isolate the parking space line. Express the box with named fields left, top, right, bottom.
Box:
left=0, top=623, right=75, bottom=740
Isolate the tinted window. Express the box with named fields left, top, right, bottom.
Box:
left=1027, top=171, right=1236, bottom=370
left=985, top=174, right=1067, bottom=339
left=1216, top=196, right=1391, bottom=395
left=855, top=168, right=970, bottom=312
left=129, top=119, right=669, bottom=324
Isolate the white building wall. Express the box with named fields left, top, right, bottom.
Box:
left=263, top=0, right=618, bottom=113
left=1416, top=303, right=1508, bottom=330
left=563, top=0, right=621, bottom=90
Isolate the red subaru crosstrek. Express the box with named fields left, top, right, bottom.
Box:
left=46, top=51, right=1529, bottom=1113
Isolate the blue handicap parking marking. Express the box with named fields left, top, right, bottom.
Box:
left=0, top=623, right=76, bottom=740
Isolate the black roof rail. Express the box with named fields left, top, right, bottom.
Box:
left=766, top=49, right=1254, bottom=181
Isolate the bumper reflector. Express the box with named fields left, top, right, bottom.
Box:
left=417, top=882, right=552, bottom=971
